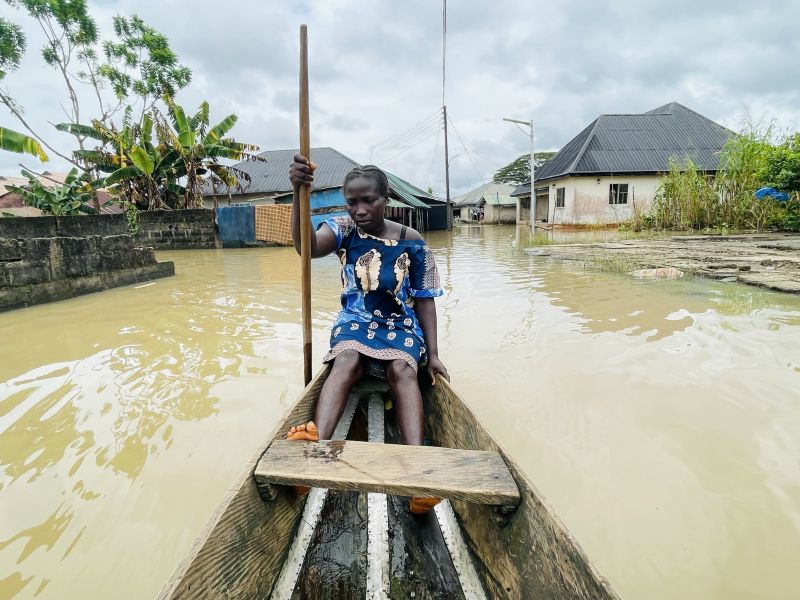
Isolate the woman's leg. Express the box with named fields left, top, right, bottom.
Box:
left=385, top=359, right=424, bottom=445
left=386, top=359, right=439, bottom=514
left=287, top=349, right=364, bottom=441
left=285, top=350, right=364, bottom=496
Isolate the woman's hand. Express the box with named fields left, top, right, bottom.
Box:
left=289, top=153, right=316, bottom=189
left=426, top=355, right=450, bottom=386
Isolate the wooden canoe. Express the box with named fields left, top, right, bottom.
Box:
left=156, top=367, right=619, bottom=599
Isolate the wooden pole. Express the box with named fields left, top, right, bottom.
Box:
left=299, top=25, right=312, bottom=385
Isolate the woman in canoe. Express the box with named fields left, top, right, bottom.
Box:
left=288, top=155, right=449, bottom=514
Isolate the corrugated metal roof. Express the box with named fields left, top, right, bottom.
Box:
left=479, top=193, right=515, bottom=206
left=453, top=182, right=515, bottom=206
left=205, top=147, right=360, bottom=196
left=512, top=102, right=734, bottom=195
left=206, top=148, right=431, bottom=213
left=385, top=172, right=430, bottom=209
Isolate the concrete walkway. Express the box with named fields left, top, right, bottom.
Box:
left=527, top=233, right=800, bottom=294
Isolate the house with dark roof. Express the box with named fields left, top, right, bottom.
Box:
left=203, top=146, right=444, bottom=230
left=511, top=102, right=734, bottom=225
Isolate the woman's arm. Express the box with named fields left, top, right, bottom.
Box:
left=289, top=153, right=338, bottom=258
left=414, top=297, right=450, bottom=385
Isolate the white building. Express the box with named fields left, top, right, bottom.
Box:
left=512, top=102, right=733, bottom=226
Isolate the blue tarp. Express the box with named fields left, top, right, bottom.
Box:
left=755, top=187, right=790, bottom=202
left=217, top=204, right=255, bottom=246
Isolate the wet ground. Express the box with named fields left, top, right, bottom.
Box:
left=529, top=232, right=800, bottom=293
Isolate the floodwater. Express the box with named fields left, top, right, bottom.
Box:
left=1, top=225, right=799, bottom=599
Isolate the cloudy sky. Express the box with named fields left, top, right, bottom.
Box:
left=1, top=0, right=798, bottom=196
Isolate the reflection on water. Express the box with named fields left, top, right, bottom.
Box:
left=1, top=226, right=799, bottom=599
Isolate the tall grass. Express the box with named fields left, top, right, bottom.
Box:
left=649, top=159, right=718, bottom=229
left=629, top=126, right=799, bottom=232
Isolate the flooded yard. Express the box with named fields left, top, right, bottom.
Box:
left=1, top=225, right=799, bottom=599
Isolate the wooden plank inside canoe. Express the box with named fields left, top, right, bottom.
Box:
left=255, top=440, right=520, bottom=505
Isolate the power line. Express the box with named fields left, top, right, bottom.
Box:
left=445, top=115, right=503, bottom=170
left=372, top=126, right=443, bottom=166
left=370, top=110, right=442, bottom=156
left=446, top=114, right=484, bottom=180
left=370, top=117, right=443, bottom=165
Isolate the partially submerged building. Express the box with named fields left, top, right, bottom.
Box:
left=203, top=147, right=443, bottom=231
left=452, top=182, right=516, bottom=223
left=511, top=102, right=733, bottom=226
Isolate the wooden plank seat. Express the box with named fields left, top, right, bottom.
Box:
left=255, top=440, right=520, bottom=506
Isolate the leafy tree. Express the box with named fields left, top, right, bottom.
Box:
left=59, top=98, right=263, bottom=209
left=492, top=152, right=556, bottom=185
left=0, top=3, right=190, bottom=164
left=0, top=17, right=25, bottom=68
left=760, top=134, right=800, bottom=193
left=2, top=0, right=98, bottom=158
left=99, top=15, right=192, bottom=123
left=6, top=167, right=94, bottom=214
left=156, top=97, right=261, bottom=208
left=0, top=15, right=63, bottom=162
left=58, top=106, right=176, bottom=209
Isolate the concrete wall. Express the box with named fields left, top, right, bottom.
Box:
left=484, top=204, right=517, bottom=223
left=0, top=214, right=174, bottom=312
left=545, top=175, right=661, bottom=225
left=136, top=209, right=219, bottom=250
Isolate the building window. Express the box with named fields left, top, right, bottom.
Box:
left=555, top=187, right=565, bottom=208
left=609, top=183, right=628, bottom=205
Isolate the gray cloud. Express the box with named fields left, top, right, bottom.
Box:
left=1, top=0, right=798, bottom=197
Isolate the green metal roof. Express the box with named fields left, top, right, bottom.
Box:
left=385, top=171, right=431, bottom=209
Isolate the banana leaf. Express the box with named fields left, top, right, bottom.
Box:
left=202, top=114, right=238, bottom=145
left=55, top=122, right=107, bottom=142
left=0, top=126, right=49, bottom=161
left=129, top=146, right=155, bottom=175
left=104, top=166, right=143, bottom=186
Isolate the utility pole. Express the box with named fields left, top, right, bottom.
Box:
left=444, top=105, right=452, bottom=230
left=442, top=0, right=452, bottom=230
left=503, top=117, right=534, bottom=229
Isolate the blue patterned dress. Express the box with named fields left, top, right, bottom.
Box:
left=320, top=216, right=444, bottom=371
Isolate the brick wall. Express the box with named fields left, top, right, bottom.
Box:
left=136, top=209, right=219, bottom=250
left=0, top=214, right=174, bottom=312
left=255, top=205, right=293, bottom=246
left=0, top=213, right=128, bottom=239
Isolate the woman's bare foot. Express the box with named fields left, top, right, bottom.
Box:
left=285, top=421, right=319, bottom=495
left=286, top=421, right=319, bottom=442
left=409, top=497, right=441, bottom=515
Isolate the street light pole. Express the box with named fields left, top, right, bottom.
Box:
left=503, top=117, right=535, bottom=230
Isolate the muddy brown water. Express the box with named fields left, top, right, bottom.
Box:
left=1, top=225, right=799, bottom=599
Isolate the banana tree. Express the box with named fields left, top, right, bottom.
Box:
left=157, top=97, right=262, bottom=209
left=57, top=106, right=183, bottom=209
left=7, top=167, right=94, bottom=215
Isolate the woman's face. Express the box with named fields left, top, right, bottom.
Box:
left=344, top=176, right=386, bottom=234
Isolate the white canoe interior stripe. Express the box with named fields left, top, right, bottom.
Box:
left=269, top=393, right=360, bottom=599
left=366, top=393, right=390, bottom=599
left=435, top=500, right=488, bottom=600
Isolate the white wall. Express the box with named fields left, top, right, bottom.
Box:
left=545, top=175, right=661, bottom=225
